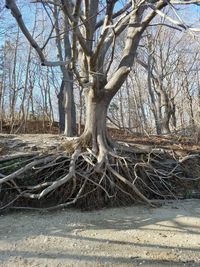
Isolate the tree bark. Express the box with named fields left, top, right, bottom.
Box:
left=58, top=76, right=76, bottom=136
left=54, top=5, right=76, bottom=136
left=80, top=90, right=112, bottom=163
left=58, top=80, right=65, bottom=133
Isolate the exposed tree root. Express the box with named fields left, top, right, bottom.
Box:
left=0, top=145, right=200, bottom=212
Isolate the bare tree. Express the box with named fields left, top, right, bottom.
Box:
left=136, top=26, right=181, bottom=134
left=3, top=0, right=200, bottom=208
left=53, top=3, right=76, bottom=135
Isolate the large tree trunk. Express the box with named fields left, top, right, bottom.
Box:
left=160, top=118, right=171, bottom=135
left=154, top=110, right=171, bottom=135
left=156, top=114, right=171, bottom=135
left=80, top=90, right=112, bottom=163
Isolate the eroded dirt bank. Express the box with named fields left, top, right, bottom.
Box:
left=0, top=199, right=200, bottom=267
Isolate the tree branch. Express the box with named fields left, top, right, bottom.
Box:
left=95, top=1, right=131, bottom=29
left=150, top=5, right=200, bottom=32
left=5, top=0, right=67, bottom=66
left=31, top=0, right=61, bottom=6
left=105, top=0, right=167, bottom=98
left=91, top=0, right=116, bottom=68
left=61, top=0, right=91, bottom=56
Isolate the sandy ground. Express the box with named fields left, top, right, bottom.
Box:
left=0, top=200, right=200, bottom=267
left=0, top=134, right=64, bottom=155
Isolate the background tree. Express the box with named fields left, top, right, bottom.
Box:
left=52, top=3, right=76, bottom=135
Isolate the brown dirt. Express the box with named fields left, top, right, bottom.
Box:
left=1, top=132, right=200, bottom=156
left=2, top=120, right=200, bottom=153
left=0, top=199, right=200, bottom=267
left=1, top=121, right=59, bottom=134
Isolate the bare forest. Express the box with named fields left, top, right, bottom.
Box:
left=0, top=0, right=200, bottom=210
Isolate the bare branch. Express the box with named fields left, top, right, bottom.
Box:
left=170, top=0, right=200, bottom=4
left=91, top=0, right=116, bottom=67
left=5, top=0, right=68, bottom=66
left=61, top=0, right=91, bottom=56
left=95, top=1, right=131, bottom=29
left=149, top=23, right=182, bottom=31
left=150, top=5, right=200, bottom=32
left=105, top=0, right=167, bottom=97
left=31, top=0, right=61, bottom=6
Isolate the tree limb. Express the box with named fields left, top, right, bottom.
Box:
left=5, top=0, right=67, bottom=66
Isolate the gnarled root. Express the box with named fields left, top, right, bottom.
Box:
left=0, top=146, right=198, bottom=212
